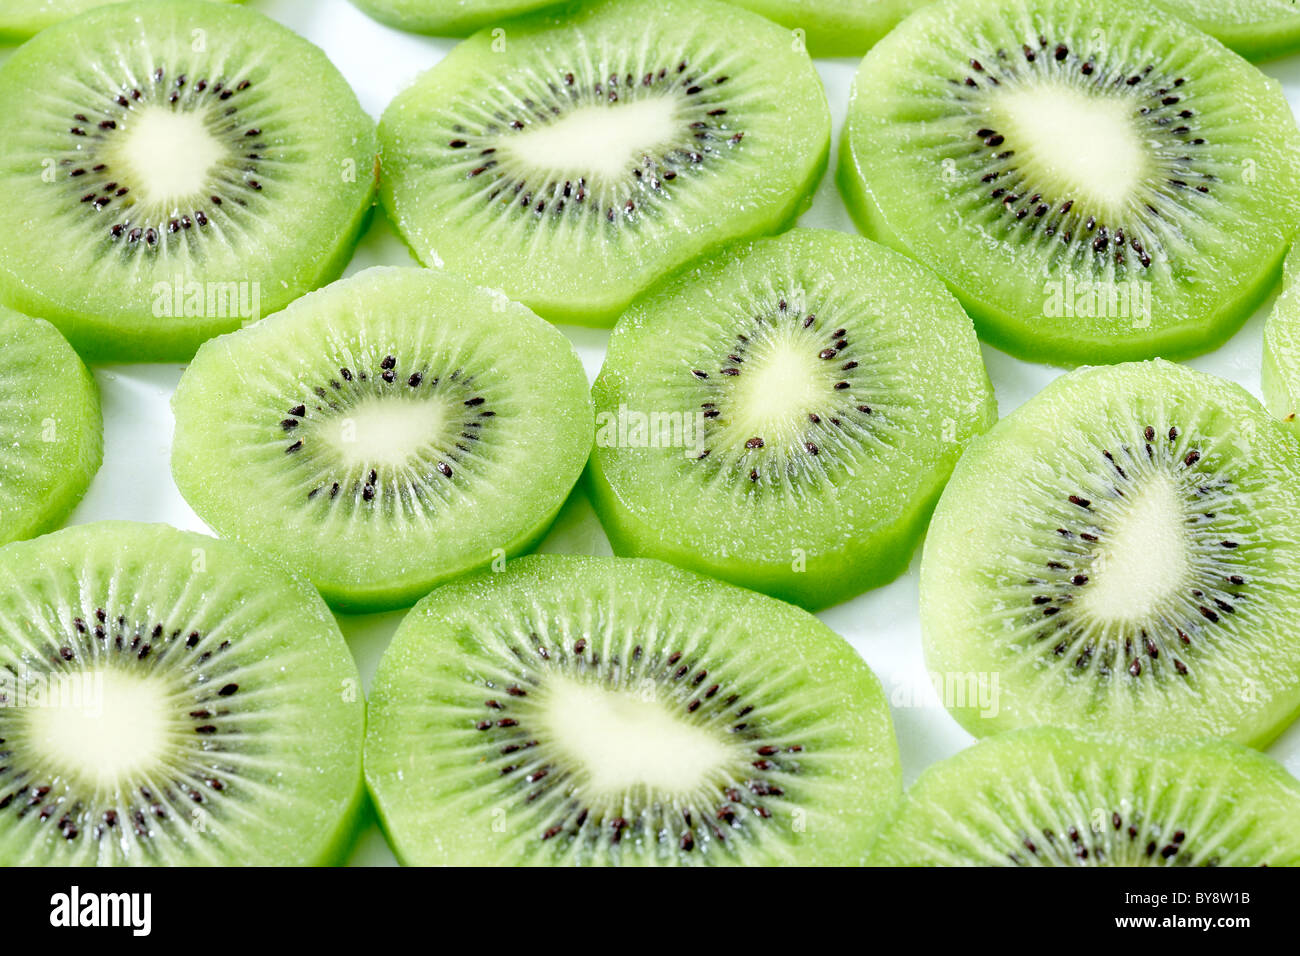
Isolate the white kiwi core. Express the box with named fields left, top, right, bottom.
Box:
left=1077, top=472, right=1190, bottom=622
left=25, top=668, right=177, bottom=788
left=719, top=331, right=834, bottom=449
left=111, top=106, right=229, bottom=208
left=989, top=82, right=1149, bottom=220
left=317, top=396, right=449, bottom=470
left=501, top=96, right=681, bottom=181
left=540, top=675, right=739, bottom=796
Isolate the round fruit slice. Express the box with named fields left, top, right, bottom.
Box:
left=839, top=0, right=1300, bottom=365
left=0, top=306, right=101, bottom=546
left=365, top=555, right=901, bottom=865
left=1263, top=247, right=1300, bottom=433
left=587, top=229, right=997, bottom=610
left=1153, top=0, right=1300, bottom=60
left=868, top=728, right=1300, bottom=866
left=350, top=0, right=558, bottom=35
left=379, top=0, right=830, bottom=326
left=0, top=522, right=364, bottom=865
left=0, top=0, right=244, bottom=42
left=171, top=267, right=594, bottom=613
left=0, top=0, right=377, bottom=361
left=921, top=360, right=1300, bottom=747
left=721, top=0, right=934, bottom=56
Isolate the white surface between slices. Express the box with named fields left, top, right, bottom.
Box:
left=4, top=0, right=1299, bottom=866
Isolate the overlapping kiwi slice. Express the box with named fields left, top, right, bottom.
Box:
left=365, top=555, right=901, bottom=865
left=0, top=0, right=244, bottom=42
left=868, top=728, right=1300, bottom=866
left=0, top=306, right=101, bottom=546
left=721, top=0, right=934, bottom=57
left=350, top=0, right=559, bottom=35
left=1263, top=247, right=1300, bottom=433
left=587, top=229, right=997, bottom=610
left=1153, top=0, right=1300, bottom=60
left=0, top=0, right=377, bottom=361
left=378, top=0, right=830, bottom=326
left=171, top=267, right=594, bottom=613
left=922, top=360, right=1300, bottom=746
left=0, top=522, right=365, bottom=865
left=840, top=0, right=1300, bottom=365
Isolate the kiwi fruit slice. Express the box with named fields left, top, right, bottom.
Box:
left=0, top=521, right=364, bottom=865
left=839, top=0, right=1300, bottom=366
left=0, top=0, right=245, bottom=42
left=1153, top=0, right=1300, bottom=60
left=1263, top=248, right=1300, bottom=433
left=720, top=0, right=934, bottom=57
left=868, top=728, right=1300, bottom=866
left=349, top=0, right=560, bottom=36
left=921, top=359, right=1300, bottom=747
left=0, top=0, right=377, bottom=362
left=365, top=554, right=901, bottom=865
left=587, top=229, right=997, bottom=610
left=0, top=306, right=101, bottom=546
left=171, top=266, right=594, bottom=613
left=378, top=0, right=830, bottom=326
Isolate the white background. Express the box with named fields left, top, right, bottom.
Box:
left=4, top=0, right=1300, bottom=865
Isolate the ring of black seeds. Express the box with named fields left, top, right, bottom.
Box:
left=1010, top=422, right=1249, bottom=679
left=437, top=59, right=743, bottom=227
left=0, top=608, right=239, bottom=843
left=686, top=298, right=879, bottom=487
left=279, top=355, right=495, bottom=508
left=57, top=67, right=268, bottom=250
left=949, top=37, right=1213, bottom=274
left=466, top=633, right=804, bottom=854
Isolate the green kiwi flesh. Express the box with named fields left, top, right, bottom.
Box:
left=0, top=0, right=244, bottom=42
left=1152, top=0, right=1300, bottom=60
left=587, top=229, right=997, bottom=610
left=0, top=522, right=364, bottom=865
left=720, top=0, right=935, bottom=57
left=839, top=0, right=1300, bottom=365
left=0, top=0, right=377, bottom=361
left=349, top=0, right=560, bottom=35
left=171, top=267, right=594, bottom=613
left=1263, top=247, right=1300, bottom=433
left=868, top=728, right=1300, bottom=866
left=921, top=360, right=1300, bottom=747
left=378, top=0, right=830, bottom=326
left=365, top=554, right=901, bottom=865
left=0, top=306, right=101, bottom=546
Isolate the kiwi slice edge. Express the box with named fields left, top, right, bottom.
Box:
left=0, top=306, right=102, bottom=547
